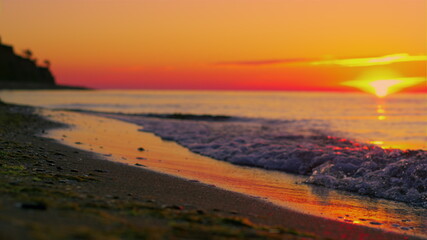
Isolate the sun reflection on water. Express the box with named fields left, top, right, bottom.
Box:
left=376, top=105, right=386, bottom=120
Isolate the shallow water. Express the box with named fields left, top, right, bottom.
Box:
left=98, top=113, right=427, bottom=208
left=40, top=109, right=427, bottom=238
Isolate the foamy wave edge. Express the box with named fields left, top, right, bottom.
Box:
left=99, top=113, right=427, bottom=208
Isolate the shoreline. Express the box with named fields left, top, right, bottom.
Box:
left=0, top=103, right=424, bottom=239
left=42, top=109, right=427, bottom=236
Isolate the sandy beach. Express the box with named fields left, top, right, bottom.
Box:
left=0, top=102, right=424, bottom=240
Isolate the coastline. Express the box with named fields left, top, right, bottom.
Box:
left=42, top=109, right=427, bottom=235
left=0, top=103, right=424, bottom=240
left=0, top=82, right=89, bottom=90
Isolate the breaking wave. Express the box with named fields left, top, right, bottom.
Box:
left=100, top=113, right=427, bottom=208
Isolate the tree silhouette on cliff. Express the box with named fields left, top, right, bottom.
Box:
left=22, top=49, right=33, bottom=59
left=43, top=60, right=51, bottom=68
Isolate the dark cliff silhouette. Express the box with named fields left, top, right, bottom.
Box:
left=0, top=37, right=86, bottom=89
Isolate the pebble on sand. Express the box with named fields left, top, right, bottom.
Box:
left=16, top=202, right=47, bottom=210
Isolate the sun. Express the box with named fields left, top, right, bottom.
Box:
left=368, top=79, right=403, bottom=97
left=341, top=69, right=426, bottom=97
left=343, top=77, right=425, bottom=97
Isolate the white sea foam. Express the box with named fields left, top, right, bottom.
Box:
left=100, top=113, right=427, bottom=207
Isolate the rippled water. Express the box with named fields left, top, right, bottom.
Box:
left=1, top=90, right=426, bottom=149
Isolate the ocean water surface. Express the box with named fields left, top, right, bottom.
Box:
left=1, top=90, right=425, bottom=150
left=2, top=90, right=426, bottom=201
left=1, top=92, right=427, bottom=197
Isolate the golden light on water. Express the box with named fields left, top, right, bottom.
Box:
left=377, top=105, right=386, bottom=120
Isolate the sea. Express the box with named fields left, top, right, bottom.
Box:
left=2, top=90, right=425, bottom=150
left=1, top=90, right=426, bottom=235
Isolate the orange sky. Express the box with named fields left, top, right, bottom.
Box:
left=0, top=0, right=425, bottom=91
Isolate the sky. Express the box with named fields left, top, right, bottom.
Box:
left=0, top=0, right=426, bottom=92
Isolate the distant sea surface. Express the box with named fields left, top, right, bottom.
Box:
left=1, top=90, right=426, bottom=150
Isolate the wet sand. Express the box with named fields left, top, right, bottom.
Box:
left=0, top=103, right=424, bottom=240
